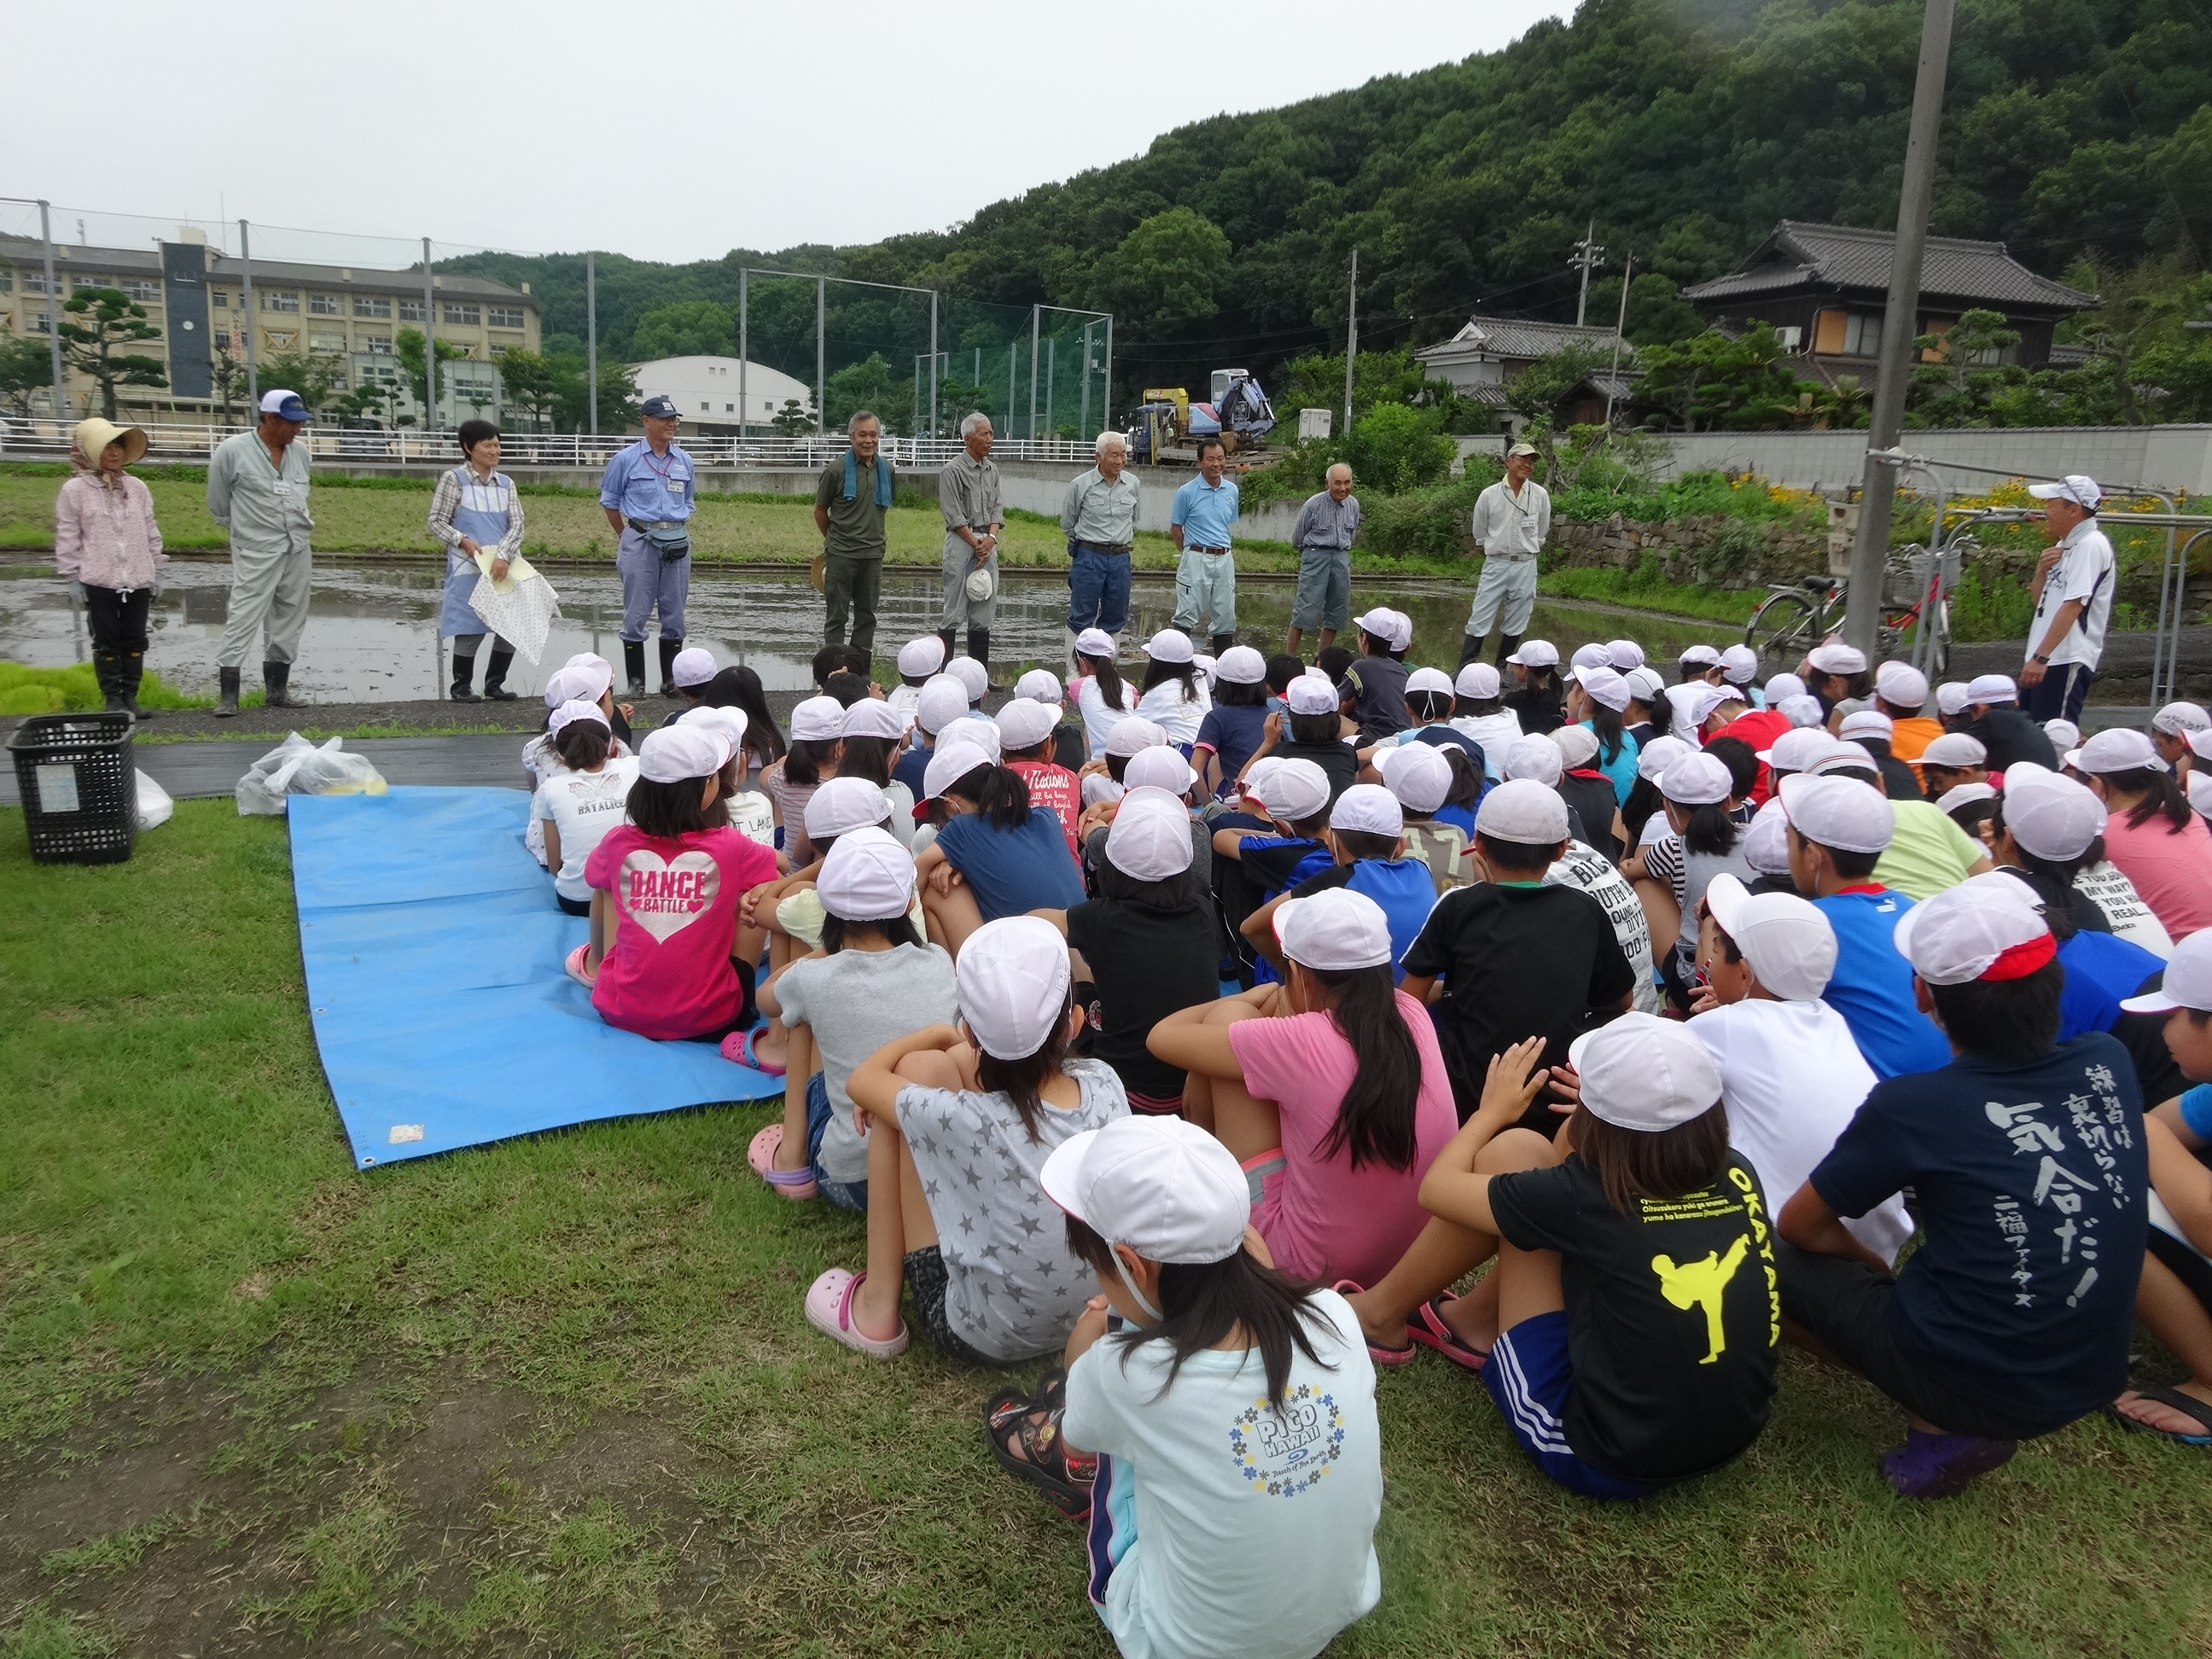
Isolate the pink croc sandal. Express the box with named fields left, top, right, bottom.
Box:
left=720, top=1027, right=786, bottom=1076
left=805, top=1267, right=908, bottom=1359
left=748, top=1122, right=818, bottom=1202
left=564, top=943, right=597, bottom=988
left=1333, top=1279, right=1417, bottom=1367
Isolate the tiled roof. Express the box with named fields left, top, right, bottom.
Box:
left=1681, top=221, right=2095, bottom=311
left=0, top=234, right=535, bottom=305
left=1417, top=313, right=1625, bottom=364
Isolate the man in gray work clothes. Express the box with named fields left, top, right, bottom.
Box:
left=938, top=411, right=1004, bottom=676
left=205, top=387, right=315, bottom=716
left=1059, top=429, right=1140, bottom=669
left=1459, top=439, right=1551, bottom=667
left=1285, top=462, right=1359, bottom=657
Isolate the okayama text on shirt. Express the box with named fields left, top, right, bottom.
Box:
left=1984, top=1062, right=2133, bottom=1308
left=1639, top=1169, right=1781, bottom=1360
left=618, top=847, right=719, bottom=942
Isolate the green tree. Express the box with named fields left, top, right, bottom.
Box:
left=255, top=349, right=346, bottom=416
left=395, top=327, right=468, bottom=420
left=1907, top=308, right=2025, bottom=426
left=0, top=335, right=50, bottom=416
left=208, top=336, right=251, bottom=425
left=1276, top=347, right=1485, bottom=433
left=1629, top=325, right=1815, bottom=432
left=1342, top=400, right=1456, bottom=493
left=630, top=301, right=737, bottom=360
left=331, top=381, right=387, bottom=426
left=768, top=397, right=815, bottom=436
left=57, top=287, right=166, bottom=419
left=1504, top=342, right=1620, bottom=428
left=824, top=352, right=913, bottom=434
left=1083, top=208, right=1232, bottom=334
left=493, top=348, right=561, bottom=430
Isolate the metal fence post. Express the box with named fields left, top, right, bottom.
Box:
left=1028, top=305, right=1040, bottom=439
left=736, top=267, right=748, bottom=446
left=1103, top=314, right=1113, bottom=436
left=816, top=275, right=826, bottom=435
left=928, top=290, right=938, bottom=440
left=38, top=201, right=65, bottom=426
left=586, top=251, right=598, bottom=436
left=1045, top=336, right=1056, bottom=438
left=1079, top=320, right=1091, bottom=442
left=422, top=236, right=438, bottom=434
left=240, top=219, right=258, bottom=413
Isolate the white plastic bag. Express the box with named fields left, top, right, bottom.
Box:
left=236, top=732, right=387, bottom=816
left=134, top=769, right=174, bottom=830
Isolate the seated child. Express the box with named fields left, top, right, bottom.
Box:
left=1777, top=877, right=2148, bottom=1497
left=1450, top=662, right=1524, bottom=779
left=1634, top=750, right=1756, bottom=1008
left=659, top=645, right=718, bottom=725
left=1243, top=785, right=1437, bottom=981
left=984, top=1115, right=1382, bottom=1656
left=887, top=634, right=946, bottom=725
left=751, top=829, right=958, bottom=1213
left=1340, top=608, right=1412, bottom=742
left=1502, top=640, right=1566, bottom=735
left=1193, top=645, right=1272, bottom=798
left=1151, top=888, right=1458, bottom=1289
left=579, top=724, right=777, bottom=1044
left=1546, top=834, right=1663, bottom=1016
left=806, top=917, right=1129, bottom=1360
left=535, top=699, right=643, bottom=921
left=525, top=655, right=632, bottom=864
left=812, top=641, right=870, bottom=690
left=1361, top=1016, right=1780, bottom=1498
left=1263, top=651, right=1304, bottom=714
left=998, top=696, right=1083, bottom=858
left=1210, top=757, right=1335, bottom=983
left=1134, top=629, right=1207, bottom=749
left=761, top=694, right=846, bottom=866
left=895, top=675, right=971, bottom=800
left=1551, top=724, right=1627, bottom=864
left=1566, top=665, right=1640, bottom=805
left=916, top=748, right=1086, bottom=957
left=1071, top=630, right=1140, bottom=760
left=1080, top=714, right=1168, bottom=811
left=1379, top=741, right=1469, bottom=893
left=835, top=696, right=917, bottom=847
left=1245, top=673, right=1359, bottom=804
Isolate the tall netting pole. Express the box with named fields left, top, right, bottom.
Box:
left=240, top=219, right=258, bottom=413
left=422, top=236, right=438, bottom=435
left=1029, top=305, right=1041, bottom=439
left=586, top=252, right=598, bottom=436
left=736, top=267, right=747, bottom=443
left=39, top=201, right=65, bottom=425
left=815, top=276, right=825, bottom=436
left=928, top=291, right=938, bottom=440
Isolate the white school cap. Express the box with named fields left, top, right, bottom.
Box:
left=1607, top=638, right=1646, bottom=671
left=1837, top=708, right=1894, bottom=742
left=1571, top=643, right=1611, bottom=671
left=1381, top=740, right=1453, bottom=812
left=1703, top=874, right=1837, bottom=1001
left=1918, top=732, right=1988, bottom=768
left=547, top=697, right=608, bottom=736
left=2193, top=771, right=2212, bottom=815
left=922, top=742, right=992, bottom=801
left=1765, top=672, right=1807, bottom=703
left=2027, top=474, right=2102, bottom=509
left=1074, top=627, right=1117, bottom=661
left=1123, top=745, right=1199, bottom=795
left=916, top=676, right=969, bottom=736
left=2042, top=719, right=2081, bottom=754
left=1999, top=763, right=2105, bottom=861
left=1553, top=724, right=1601, bottom=770
left=2152, top=701, right=2210, bottom=737
left=1936, top=781, right=1997, bottom=813
left=789, top=695, right=846, bottom=742
left=1807, top=640, right=1867, bottom=676
left=1016, top=667, right=1064, bottom=704
left=1275, top=886, right=1394, bottom=971
left=1505, top=639, right=1559, bottom=668
left=1575, top=665, right=1632, bottom=712
left=1778, top=772, right=1895, bottom=853
left=1759, top=725, right=1836, bottom=773
left=946, top=656, right=990, bottom=703
left=1691, top=684, right=1748, bottom=728
left=1104, top=716, right=1167, bottom=758
left=994, top=696, right=1060, bottom=754
left=1039, top=1115, right=1249, bottom=1266
left=1503, top=735, right=1564, bottom=787
left=1720, top=644, right=1759, bottom=684
left=1190, top=654, right=1217, bottom=688
left=544, top=659, right=611, bottom=708
left=1679, top=643, right=1722, bottom=668
left=1965, top=672, right=2018, bottom=706
left=1570, top=1013, right=1722, bottom=1131
left=1240, top=756, right=1283, bottom=802
left=1144, top=628, right=1196, bottom=665
left=2068, top=726, right=2167, bottom=776
left=1874, top=661, right=1929, bottom=707
left=804, top=775, right=894, bottom=839
left=1286, top=673, right=1342, bottom=716
left=1253, top=757, right=1330, bottom=824
left=2122, top=929, right=2212, bottom=1015
left=1215, top=645, right=1268, bottom=684
left=1353, top=608, right=1412, bottom=651
left=1476, top=777, right=1569, bottom=846
left=1406, top=666, right=1455, bottom=699
left=1455, top=662, right=1503, bottom=700
left=814, top=826, right=916, bottom=922
left=957, top=916, right=1072, bottom=1060
left=1743, top=799, right=1794, bottom=875
left=1804, top=741, right=1878, bottom=778
left=670, top=647, right=717, bottom=689
left=840, top=696, right=907, bottom=741
left=1625, top=666, right=1668, bottom=705
left=1662, top=751, right=1733, bottom=806
left=677, top=704, right=749, bottom=754
left=1892, top=873, right=2053, bottom=986
left=1778, top=694, right=1826, bottom=730
left=1105, top=787, right=1195, bottom=882
left=1936, top=681, right=1970, bottom=717
left=637, top=724, right=729, bottom=783
left=897, top=635, right=947, bottom=678
left=1330, top=782, right=1403, bottom=839
left=1636, top=734, right=1691, bottom=783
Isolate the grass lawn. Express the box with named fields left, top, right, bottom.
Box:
left=3, top=804, right=2210, bottom=1656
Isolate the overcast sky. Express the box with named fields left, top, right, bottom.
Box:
left=8, top=0, right=1568, bottom=267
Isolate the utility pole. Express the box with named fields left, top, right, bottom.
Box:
left=1842, top=0, right=1957, bottom=657
left=1604, top=250, right=1633, bottom=428
left=928, top=290, right=939, bottom=440
left=38, top=201, right=65, bottom=426
left=1342, top=248, right=1358, bottom=440
left=586, top=251, right=598, bottom=436
left=1570, top=221, right=1605, bottom=328
left=816, top=275, right=826, bottom=436
left=422, top=237, right=438, bottom=434
left=240, top=218, right=258, bottom=414
left=736, top=267, right=746, bottom=442
left=1029, top=305, right=1041, bottom=441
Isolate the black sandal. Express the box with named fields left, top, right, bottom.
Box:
left=985, top=1387, right=1096, bottom=1518
left=2105, top=1386, right=2212, bottom=1446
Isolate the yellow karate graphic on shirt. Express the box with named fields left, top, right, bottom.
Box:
left=1650, top=1237, right=1751, bottom=1365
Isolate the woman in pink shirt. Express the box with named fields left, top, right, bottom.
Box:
left=2075, top=729, right=2212, bottom=940
left=1148, top=888, right=1457, bottom=1296
left=54, top=417, right=166, bottom=719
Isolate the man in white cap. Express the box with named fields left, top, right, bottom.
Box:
left=1285, top=461, right=1361, bottom=656
left=1958, top=672, right=2059, bottom=772
left=2021, top=474, right=2115, bottom=725
left=1459, top=442, right=1550, bottom=669
left=1777, top=876, right=2148, bottom=1498
left=602, top=393, right=699, bottom=697
left=206, top=387, right=316, bottom=715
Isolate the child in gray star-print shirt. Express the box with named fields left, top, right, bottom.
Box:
left=897, top=1057, right=1129, bottom=1360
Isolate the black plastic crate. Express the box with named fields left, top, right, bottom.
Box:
left=8, top=712, right=137, bottom=864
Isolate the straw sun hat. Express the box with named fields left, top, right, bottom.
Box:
left=73, top=417, right=148, bottom=467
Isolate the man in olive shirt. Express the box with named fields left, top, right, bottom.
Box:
left=812, top=410, right=893, bottom=655
left=938, top=410, right=1004, bottom=674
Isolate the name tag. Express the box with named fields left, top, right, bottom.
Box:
left=666, top=479, right=684, bottom=494
left=272, top=481, right=292, bottom=498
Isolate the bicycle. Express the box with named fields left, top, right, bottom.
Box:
left=1743, top=547, right=1953, bottom=677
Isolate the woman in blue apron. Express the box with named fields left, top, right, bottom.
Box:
left=428, top=419, right=527, bottom=701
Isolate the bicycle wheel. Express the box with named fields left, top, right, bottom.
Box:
left=1745, top=591, right=1820, bottom=666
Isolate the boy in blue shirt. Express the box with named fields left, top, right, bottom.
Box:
left=1242, top=784, right=1437, bottom=981
left=1212, top=757, right=1335, bottom=986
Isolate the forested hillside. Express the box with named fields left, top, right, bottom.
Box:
left=450, top=0, right=2208, bottom=420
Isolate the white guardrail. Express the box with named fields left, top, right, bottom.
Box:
left=0, top=419, right=1097, bottom=470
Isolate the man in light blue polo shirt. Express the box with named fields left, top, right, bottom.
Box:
left=1170, top=437, right=1240, bottom=653
left=597, top=393, right=696, bottom=696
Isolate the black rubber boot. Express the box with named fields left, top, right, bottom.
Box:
left=482, top=647, right=517, bottom=701
left=1458, top=634, right=1487, bottom=668
left=450, top=652, right=481, bottom=702
left=1493, top=633, right=1522, bottom=669
left=1210, top=632, right=1236, bottom=657
left=264, top=661, right=303, bottom=709
left=121, top=650, right=153, bottom=719
left=214, top=667, right=242, bottom=719
left=657, top=637, right=683, bottom=697
left=622, top=640, right=648, bottom=697
left=936, top=629, right=958, bottom=667
left=94, top=650, right=129, bottom=713
left=967, top=628, right=997, bottom=691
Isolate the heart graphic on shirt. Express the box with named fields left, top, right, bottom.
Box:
left=618, top=848, right=721, bottom=943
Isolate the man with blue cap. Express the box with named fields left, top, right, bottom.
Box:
left=598, top=393, right=696, bottom=697
left=205, top=388, right=316, bottom=716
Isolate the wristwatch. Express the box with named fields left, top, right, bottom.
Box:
left=2032, top=654, right=2051, bottom=664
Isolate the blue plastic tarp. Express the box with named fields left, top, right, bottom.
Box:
left=288, top=787, right=781, bottom=1170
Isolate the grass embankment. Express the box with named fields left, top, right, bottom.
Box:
left=3, top=805, right=2209, bottom=1655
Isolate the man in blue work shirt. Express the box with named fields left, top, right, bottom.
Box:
left=1170, top=436, right=1240, bottom=654
left=597, top=394, right=696, bottom=696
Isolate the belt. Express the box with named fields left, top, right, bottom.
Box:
left=626, top=517, right=686, bottom=532
left=1486, top=551, right=1537, bottom=563
left=1186, top=544, right=1230, bottom=554
left=1074, top=540, right=1132, bottom=554
left=1296, top=544, right=1352, bottom=554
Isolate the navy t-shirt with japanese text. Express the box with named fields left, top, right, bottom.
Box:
left=1809, top=1032, right=2147, bottom=1433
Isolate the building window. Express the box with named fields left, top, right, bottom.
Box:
left=22, top=271, right=49, bottom=294
left=310, top=333, right=346, bottom=353
left=1842, top=313, right=1881, bottom=356
left=486, top=305, right=525, bottom=329
left=214, top=330, right=232, bottom=350
left=309, top=293, right=341, bottom=315
left=265, top=329, right=296, bottom=349
left=26, top=311, right=51, bottom=333
left=726, top=403, right=734, bottom=412
left=442, top=302, right=480, bottom=325
left=212, top=288, right=229, bottom=308
left=363, top=335, right=393, bottom=355
left=263, top=290, right=300, bottom=313
left=71, top=276, right=110, bottom=293
left=121, top=279, right=158, bottom=303
left=399, top=299, right=425, bottom=322
left=353, top=295, right=391, bottom=319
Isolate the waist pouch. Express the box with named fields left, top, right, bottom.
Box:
left=639, top=521, right=690, bottom=562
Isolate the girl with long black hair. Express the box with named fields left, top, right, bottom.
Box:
left=1146, top=888, right=1458, bottom=1295
left=913, top=760, right=1086, bottom=957
left=1071, top=627, right=1139, bottom=759
left=2072, top=727, right=2212, bottom=940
